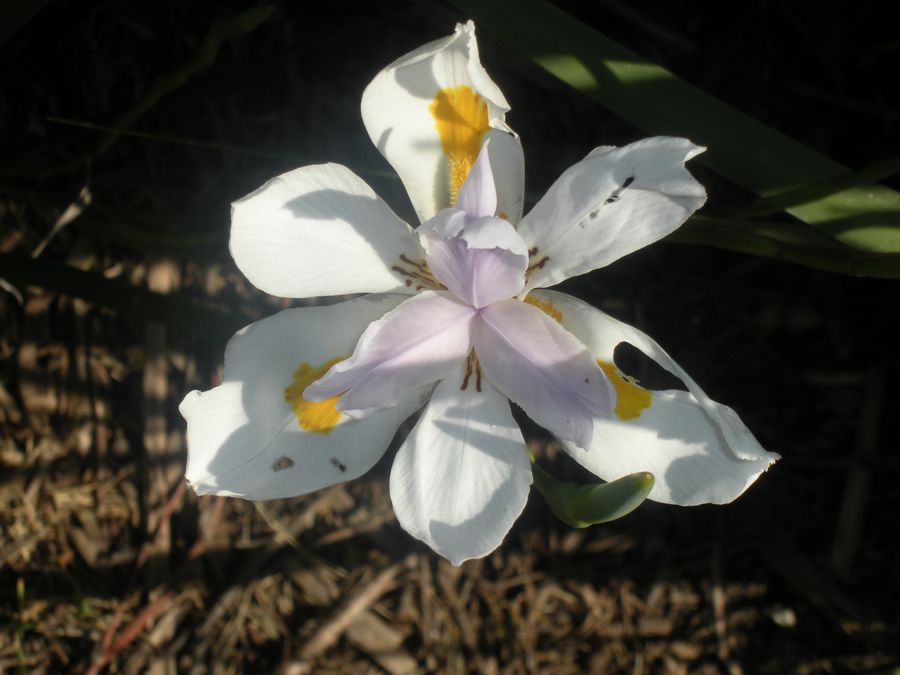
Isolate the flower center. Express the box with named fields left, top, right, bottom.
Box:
left=284, top=357, right=347, bottom=433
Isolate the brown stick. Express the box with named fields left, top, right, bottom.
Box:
left=283, top=558, right=409, bottom=673
left=85, top=592, right=174, bottom=675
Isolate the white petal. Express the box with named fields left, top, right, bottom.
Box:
left=485, top=128, right=525, bottom=224
left=304, top=291, right=476, bottom=415
left=390, top=374, right=532, bottom=565
left=361, top=21, right=524, bottom=222
left=474, top=300, right=614, bottom=450
left=230, top=163, right=424, bottom=298
left=530, top=290, right=779, bottom=505
left=180, top=295, right=423, bottom=500
left=517, top=137, right=707, bottom=290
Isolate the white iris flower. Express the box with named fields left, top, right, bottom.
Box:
left=180, top=22, right=778, bottom=565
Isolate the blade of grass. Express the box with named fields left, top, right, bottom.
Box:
left=669, top=219, right=900, bottom=278
left=449, top=0, right=900, bottom=254
left=0, top=0, right=51, bottom=47
left=43, top=116, right=400, bottom=181
left=718, top=154, right=900, bottom=220
left=690, top=215, right=847, bottom=250
left=45, top=116, right=300, bottom=163
left=89, top=5, right=273, bottom=162
left=7, top=6, right=273, bottom=179
left=0, top=253, right=248, bottom=340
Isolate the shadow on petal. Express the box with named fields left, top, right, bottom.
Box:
left=284, top=188, right=422, bottom=275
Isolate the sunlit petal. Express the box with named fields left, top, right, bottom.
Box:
left=231, top=163, right=425, bottom=298
left=361, top=21, right=524, bottom=222
left=390, top=372, right=532, bottom=565
left=180, top=295, right=423, bottom=500
left=530, top=290, right=779, bottom=505
left=517, top=137, right=706, bottom=290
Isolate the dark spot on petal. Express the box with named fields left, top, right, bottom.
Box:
left=330, top=457, right=347, bottom=473
left=604, top=176, right=634, bottom=205
left=272, top=456, right=294, bottom=472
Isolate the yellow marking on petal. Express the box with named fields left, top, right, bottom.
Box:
left=524, top=296, right=563, bottom=323
left=284, top=356, right=346, bottom=434
left=597, top=360, right=652, bottom=421
left=429, top=85, right=489, bottom=204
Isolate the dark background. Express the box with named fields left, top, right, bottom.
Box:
left=1, top=1, right=898, bottom=672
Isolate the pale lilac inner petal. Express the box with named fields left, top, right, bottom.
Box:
left=459, top=215, right=529, bottom=256
left=426, top=237, right=526, bottom=308
left=418, top=208, right=467, bottom=241
left=474, top=300, right=614, bottom=449
left=455, top=141, right=497, bottom=220
left=304, top=291, right=476, bottom=415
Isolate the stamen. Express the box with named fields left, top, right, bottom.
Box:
left=391, top=255, right=443, bottom=291
left=460, top=350, right=483, bottom=392
left=527, top=256, right=549, bottom=272
left=524, top=246, right=551, bottom=284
